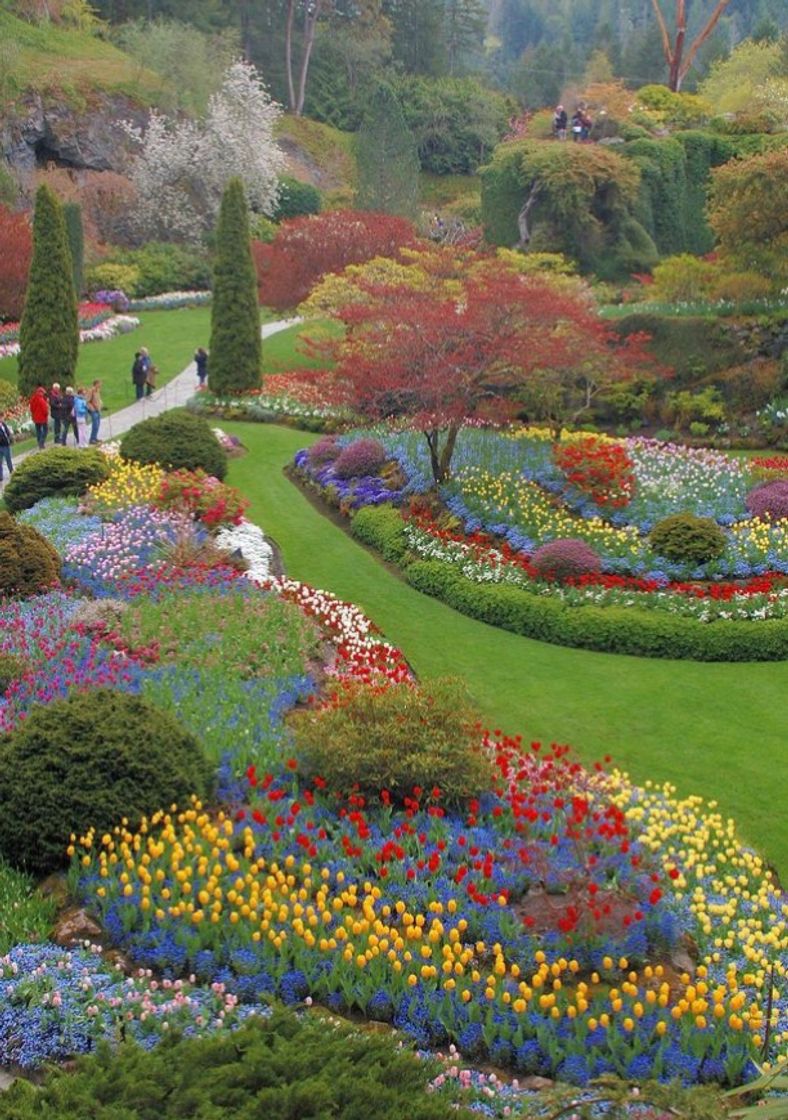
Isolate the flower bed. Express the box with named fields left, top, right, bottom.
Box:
left=1, top=448, right=785, bottom=1112
left=188, top=372, right=354, bottom=433
left=0, top=311, right=140, bottom=361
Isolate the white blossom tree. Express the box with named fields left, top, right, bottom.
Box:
left=122, top=60, right=285, bottom=243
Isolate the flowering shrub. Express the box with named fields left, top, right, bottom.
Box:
left=530, top=538, right=602, bottom=580
left=92, top=288, right=130, bottom=311
left=746, top=479, right=788, bottom=522
left=308, top=435, right=341, bottom=467
left=154, top=469, right=249, bottom=528
left=83, top=458, right=164, bottom=517
left=553, top=436, right=636, bottom=509
left=650, top=514, right=727, bottom=566
left=128, top=290, right=212, bottom=311
left=332, top=438, right=388, bottom=480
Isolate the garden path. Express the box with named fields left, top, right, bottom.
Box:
left=0, top=318, right=299, bottom=493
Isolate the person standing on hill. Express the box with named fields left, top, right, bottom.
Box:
left=195, top=347, right=208, bottom=390
left=0, top=413, right=13, bottom=481
left=29, top=385, right=50, bottom=450
left=553, top=104, right=568, bottom=140
left=131, top=349, right=149, bottom=401
left=86, top=379, right=103, bottom=444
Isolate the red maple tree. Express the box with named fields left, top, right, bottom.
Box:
left=322, top=256, right=654, bottom=484
left=0, top=206, right=32, bottom=321
left=253, top=209, right=418, bottom=312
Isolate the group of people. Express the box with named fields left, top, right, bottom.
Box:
left=553, top=104, right=593, bottom=141
left=29, top=381, right=103, bottom=451
left=131, top=346, right=207, bottom=399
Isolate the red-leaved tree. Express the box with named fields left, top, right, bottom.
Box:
left=253, top=209, right=418, bottom=311
left=0, top=206, right=32, bottom=321
left=321, top=255, right=654, bottom=484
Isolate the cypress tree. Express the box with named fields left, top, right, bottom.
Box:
left=356, top=83, right=420, bottom=219
left=208, top=178, right=262, bottom=395
left=63, top=202, right=84, bottom=297
left=18, top=185, right=78, bottom=397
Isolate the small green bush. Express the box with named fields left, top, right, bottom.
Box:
left=0, top=378, right=19, bottom=411
left=85, top=261, right=140, bottom=297
left=3, top=448, right=110, bottom=514
left=290, top=677, right=491, bottom=804
left=273, top=176, right=322, bottom=221
left=0, top=689, right=211, bottom=875
left=120, top=409, right=227, bottom=480
left=649, top=513, right=726, bottom=565
left=0, top=1010, right=471, bottom=1120
left=0, top=512, right=60, bottom=597
left=351, top=504, right=408, bottom=563
left=118, top=242, right=212, bottom=297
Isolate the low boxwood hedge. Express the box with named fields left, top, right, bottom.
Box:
left=351, top=504, right=409, bottom=563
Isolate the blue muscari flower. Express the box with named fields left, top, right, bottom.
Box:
left=367, top=989, right=395, bottom=1022
left=699, top=1056, right=727, bottom=1084
left=626, top=1054, right=655, bottom=1080
left=457, top=1022, right=486, bottom=1061
left=661, top=1043, right=700, bottom=1085
left=514, top=1040, right=550, bottom=1076
left=557, top=1054, right=590, bottom=1086
left=278, top=969, right=309, bottom=1005
left=488, top=1038, right=514, bottom=1067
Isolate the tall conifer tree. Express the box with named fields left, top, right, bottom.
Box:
left=18, top=185, right=78, bottom=396
left=356, top=83, right=420, bottom=218
left=209, top=178, right=262, bottom=395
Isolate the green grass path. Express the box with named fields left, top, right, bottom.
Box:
left=226, top=423, right=788, bottom=877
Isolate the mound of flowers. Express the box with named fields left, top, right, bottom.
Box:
left=1, top=446, right=785, bottom=1115
left=190, top=370, right=354, bottom=432
left=0, top=303, right=140, bottom=360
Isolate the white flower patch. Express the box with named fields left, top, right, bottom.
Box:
left=215, top=518, right=273, bottom=582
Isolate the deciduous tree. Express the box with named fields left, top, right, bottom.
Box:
left=708, top=147, right=788, bottom=285
left=0, top=205, right=31, bottom=321
left=649, top=0, right=732, bottom=91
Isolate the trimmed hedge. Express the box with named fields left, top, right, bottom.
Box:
left=351, top=503, right=409, bottom=563
left=404, top=559, right=788, bottom=662
left=3, top=448, right=110, bottom=514
left=120, top=409, right=227, bottom=480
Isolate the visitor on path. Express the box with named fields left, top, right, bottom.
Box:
left=49, top=382, right=64, bottom=444
left=60, top=387, right=78, bottom=446
left=553, top=104, right=568, bottom=140
left=195, top=347, right=208, bottom=389
left=72, top=387, right=88, bottom=448
left=580, top=109, right=593, bottom=141
left=131, top=349, right=150, bottom=401
left=29, top=385, right=50, bottom=450
left=0, top=413, right=13, bottom=481
left=145, top=362, right=158, bottom=397
left=86, top=379, right=102, bottom=444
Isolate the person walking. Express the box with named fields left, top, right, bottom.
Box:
left=195, top=347, right=208, bottom=390
left=0, top=413, right=13, bottom=481
left=131, top=349, right=148, bottom=401
left=60, top=387, right=77, bottom=445
left=145, top=361, right=158, bottom=397
left=73, top=387, right=89, bottom=448
left=86, top=379, right=103, bottom=444
left=553, top=104, right=568, bottom=140
left=571, top=108, right=583, bottom=141
left=49, top=382, right=64, bottom=445
left=580, top=109, right=593, bottom=141
left=29, top=385, right=50, bottom=450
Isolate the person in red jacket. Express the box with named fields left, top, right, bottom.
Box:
left=29, top=385, right=50, bottom=450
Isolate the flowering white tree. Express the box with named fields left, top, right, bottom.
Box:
left=122, top=60, right=285, bottom=243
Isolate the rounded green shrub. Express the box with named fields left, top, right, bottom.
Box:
left=289, top=676, right=491, bottom=805
left=0, top=511, right=60, bottom=596
left=649, top=513, right=726, bottom=565
left=120, top=409, right=227, bottom=480
left=3, top=448, right=110, bottom=514
left=0, top=689, right=211, bottom=875
left=0, top=378, right=19, bottom=411
left=273, top=176, right=322, bottom=221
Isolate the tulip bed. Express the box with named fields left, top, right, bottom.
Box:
left=1, top=441, right=786, bottom=1117
left=292, top=427, right=788, bottom=659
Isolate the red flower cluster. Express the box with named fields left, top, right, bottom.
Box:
left=553, top=436, right=636, bottom=509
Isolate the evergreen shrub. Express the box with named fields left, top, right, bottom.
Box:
left=351, top=504, right=408, bottom=563
left=0, top=512, right=60, bottom=597
left=0, top=689, right=211, bottom=875
left=120, top=410, right=227, bottom=480
left=3, top=448, right=110, bottom=513
left=273, top=176, right=321, bottom=221
left=649, top=514, right=727, bottom=565
left=209, top=178, right=262, bottom=395
left=290, top=677, right=491, bottom=805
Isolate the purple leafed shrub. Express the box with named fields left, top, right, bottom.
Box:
left=308, top=436, right=341, bottom=467
left=332, top=438, right=388, bottom=480
left=530, top=538, right=602, bottom=581
left=746, top=479, right=788, bottom=522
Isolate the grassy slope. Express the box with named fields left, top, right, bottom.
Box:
left=225, top=422, right=788, bottom=877
left=0, top=9, right=162, bottom=105
left=262, top=318, right=341, bottom=373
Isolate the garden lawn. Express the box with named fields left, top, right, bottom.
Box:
left=261, top=317, right=341, bottom=374
left=226, top=422, right=788, bottom=878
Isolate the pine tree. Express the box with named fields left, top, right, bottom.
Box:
left=208, top=178, right=262, bottom=395
left=63, top=202, right=85, bottom=297
left=18, top=185, right=78, bottom=397
left=356, top=83, right=420, bottom=218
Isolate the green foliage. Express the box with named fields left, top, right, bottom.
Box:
left=120, top=409, right=227, bottom=480
left=351, top=504, right=409, bottom=564
left=62, top=201, right=84, bottom=297
left=611, top=314, right=745, bottom=382
left=709, top=147, right=788, bottom=286
left=404, top=560, right=788, bottom=662
left=209, top=178, right=262, bottom=395
left=651, top=254, right=717, bottom=302
left=251, top=214, right=277, bottom=243
left=0, top=652, right=27, bottom=692
left=272, top=176, right=321, bottom=222
left=355, top=82, right=420, bottom=219
left=0, top=377, right=19, bottom=410
left=84, top=261, right=140, bottom=297
left=0, top=162, right=18, bottom=207
left=699, top=39, right=785, bottom=116
left=650, top=513, right=727, bottom=566
left=635, top=85, right=711, bottom=127
left=113, top=242, right=212, bottom=297
left=3, top=447, right=110, bottom=513
left=0, top=510, right=60, bottom=597
left=290, top=676, right=491, bottom=804
left=0, top=688, right=210, bottom=875
left=665, top=387, right=726, bottom=429
left=0, top=1009, right=472, bottom=1120
left=479, top=139, right=656, bottom=279
left=625, top=137, right=690, bottom=256
left=0, top=858, right=55, bottom=955
left=393, top=75, right=512, bottom=174
left=17, top=184, right=78, bottom=397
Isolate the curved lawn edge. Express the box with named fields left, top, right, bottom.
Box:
left=223, top=422, right=788, bottom=878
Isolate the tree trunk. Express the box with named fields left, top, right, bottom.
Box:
left=296, top=0, right=324, bottom=116
left=423, top=424, right=460, bottom=485
left=285, top=0, right=297, bottom=113
left=515, top=181, right=541, bottom=249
